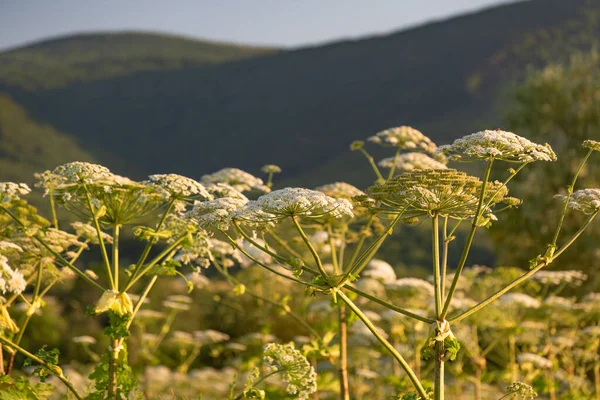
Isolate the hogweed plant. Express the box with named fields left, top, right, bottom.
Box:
left=0, top=131, right=598, bottom=399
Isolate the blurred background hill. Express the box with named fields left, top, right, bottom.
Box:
left=1, top=0, right=598, bottom=188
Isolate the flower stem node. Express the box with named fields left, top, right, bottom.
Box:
left=93, top=290, right=134, bottom=316
left=421, top=320, right=460, bottom=362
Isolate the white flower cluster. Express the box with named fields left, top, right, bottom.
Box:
left=506, top=381, right=538, bottom=399
left=185, top=197, right=249, bottom=231
left=314, top=182, right=365, bottom=200
left=201, top=168, right=269, bottom=193
left=378, top=152, right=447, bottom=171
left=386, top=278, right=435, bottom=295
left=145, top=174, right=212, bottom=200
left=175, top=230, right=212, bottom=267
left=362, top=259, right=397, bottom=283
left=368, top=126, right=438, bottom=153
left=438, top=130, right=557, bottom=162
left=583, top=139, right=600, bottom=152
left=555, top=188, right=600, bottom=214
left=193, top=329, right=230, bottom=344
left=0, top=182, right=31, bottom=203
left=0, top=255, right=26, bottom=295
left=543, top=296, right=574, bottom=309
left=71, top=222, right=114, bottom=244
left=46, top=162, right=113, bottom=185
left=532, top=270, right=587, bottom=286
left=498, top=293, right=541, bottom=309
left=263, top=342, right=317, bottom=400
left=517, top=353, right=553, bottom=369
left=234, top=188, right=354, bottom=223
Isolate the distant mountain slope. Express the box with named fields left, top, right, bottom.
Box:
left=0, top=94, right=95, bottom=186
left=0, top=0, right=598, bottom=188
left=0, top=32, right=276, bottom=90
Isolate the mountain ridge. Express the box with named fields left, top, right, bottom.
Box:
left=0, top=0, right=598, bottom=189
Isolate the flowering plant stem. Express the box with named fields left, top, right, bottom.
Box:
left=337, top=290, right=429, bottom=399
left=450, top=210, right=599, bottom=323
left=124, top=200, right=175, bottom=290
left=441, top=159, right=494, bottom=319
left=0, top=205, right=104, bottom=290
left=292, top=216, right=328, bottom=278
left=83, top=184, right=114, bottom=289
left=550, top=148, right=593, bottom=248
left=0, top=335, right=83, bottom=400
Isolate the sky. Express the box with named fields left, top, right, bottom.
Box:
left=0, top=0, right=520, bottom=51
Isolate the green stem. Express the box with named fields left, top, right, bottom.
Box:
left=450, top=210, right=598, bottom=323
left=432, top=214, right=442, bottom=317
left=0, top=336, right=83, bottom=400
left=268, top=231, right=303, bottom=259
left=327, top=224, right=340, bottom=274
left=387, top=149, right=401, bottom=180
left=434, top=341, right=444, bottom=400
left=344, top=285, right=435, bottom=324
left=344, top=215, right=375, bottom=270
left=123, top=235, right=187, bottom=292
left=113, top=225, right=120, bottom=290
left=124, top=200, right=175, bottom=290
left=220, top=230, right=317, bottom=288
left=550, top=149, right=593, bottom=248
left=0, top=205, right=104, bottom=290
left=292, top=217, right=328, bottom=278
left=49, top=195, right=59, bottom=230
left=338, top=304, right=350, bottom=400
left=441, top=216, right=449, bottom=298
left=125, top=275, right=158, bottom=330
left=359, top=148, right=385, bottom=183
left=338, top=210, right=405, bottom=287
left=82, top=184, right=114, bottom=289
left=337, top=291, right=429, bottom=399
left=441, top=159, right=494, bottom=319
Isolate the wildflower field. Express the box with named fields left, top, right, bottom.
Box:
left=0, top=125, right=599, bottom=400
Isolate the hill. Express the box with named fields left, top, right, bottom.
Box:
left=0, top=32, right=276, bottom=90
left=0, top=0, right=598, bottom=189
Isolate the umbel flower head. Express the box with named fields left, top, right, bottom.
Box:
left=555, top=188, right=600, bottom=214
left=506, top=381, right=538, bottom=399
left=185, top=197, right=249, bottom=231
left=367, top=169, right=508, bottom=219
left=263, top=342, right=317, bottom=400
left=38, top=162, right=164, bottom=225
left=583, top=139, right=600, bottom=152
left=144, top=174, right=212, bottom=201
left=233, top=188, right=354, bottom=224
left=438, top=129, right=556, bottom=162
left=378, top=152, right=448, bottom=171
left=0, top=255, right=27, bottom=295
left=201, top=168, right=270, bottom=193
left=0, top=182, right=31, bottom=204
left=314, top=182, right=365, bottom=200
left=368, top=126, right=438, bottom=154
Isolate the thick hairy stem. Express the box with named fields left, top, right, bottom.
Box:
left=107, top=339, right=120, bottom=399
left=434, top=341, right=445, bottom=400
left=432, top=214, right=442, bottom=317
left=337, top=291, right=428, bottom=399
left=338, top=304, right=350, bottom=400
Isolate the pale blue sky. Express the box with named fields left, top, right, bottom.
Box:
left=0, top=0, right=520, bottom=51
